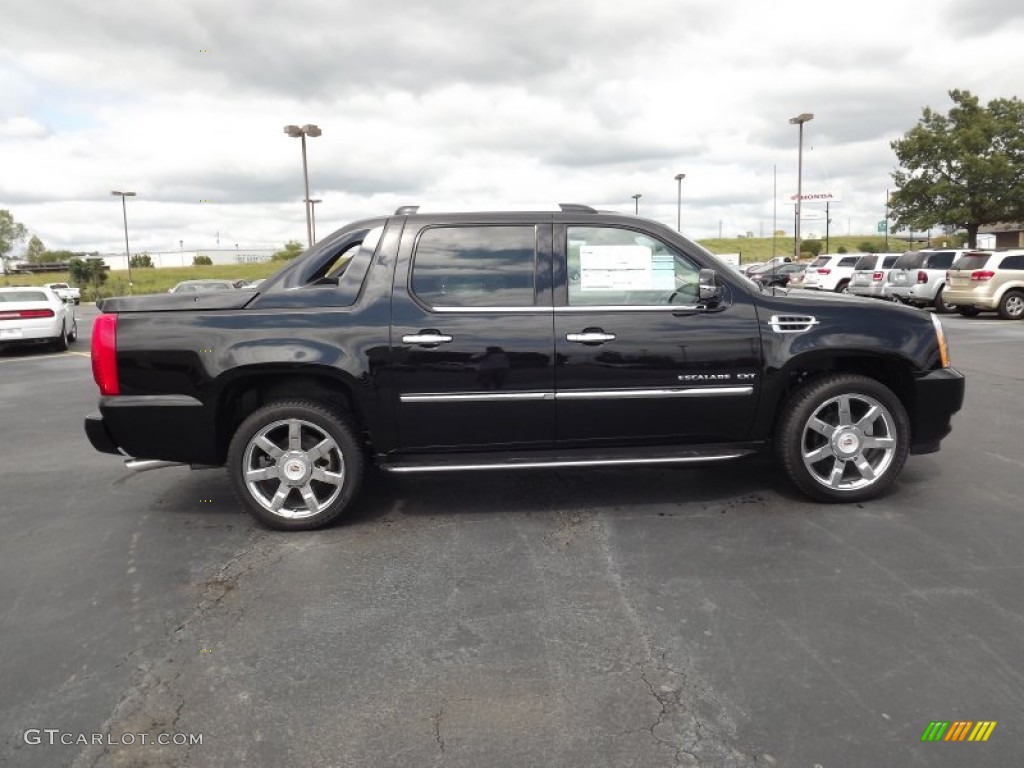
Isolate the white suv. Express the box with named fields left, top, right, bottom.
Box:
left=801, top=253, right=862, bottom=292
left=848, top=253, right=904, bottom=300
left=884, top=249, right=982, bottom=313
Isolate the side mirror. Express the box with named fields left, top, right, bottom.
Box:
left=698, top=268, right=723, bottom=305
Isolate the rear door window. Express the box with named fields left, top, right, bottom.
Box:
left=838, top=256, right=860, bottom=268
left=998, top=254, right=1024, bottom=270
left=411, top=225, right=537, bottom=308
left=882, top=255, right=900, bottom=268
left=924, top=251, right=955, bottom=270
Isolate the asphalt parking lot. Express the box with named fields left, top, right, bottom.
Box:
left=1, top=304, right=1022, bottom=767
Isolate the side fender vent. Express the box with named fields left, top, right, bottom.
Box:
left=769, top=314, right=819, bottom=334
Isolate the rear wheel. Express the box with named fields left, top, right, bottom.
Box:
left=227, top=399, right=364, bottom=531
left=51, top=321, right=69, bottom=351
left=776, top=374, right=910, bottom=502
left=835, top=280, right=850, bottom=294
left=956, top=306, right=980, bottom=317
left=67, top=318, right=78, bottom=342
left=997, top=290, right=1024, bottom=320
left=933, top=286, right=956, bottom=313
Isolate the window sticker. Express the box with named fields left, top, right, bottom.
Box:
left=579, top=245, right=675, bottom=291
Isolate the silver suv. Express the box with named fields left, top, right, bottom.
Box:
left=848, top=253, right=903, bottom=300
left=884, top=249, right=981, bottom=313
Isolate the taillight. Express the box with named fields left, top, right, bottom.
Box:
left=872, top=271, right=883, bottom=281
left=971, top=270, right=995, bottom=281
left=817, top=268, right=831, bottom=275
left=91, top=314, right=120, bottom=396
left=917, top=271, right=928, bottom=284
left=0, top=308, right=55, bottom=320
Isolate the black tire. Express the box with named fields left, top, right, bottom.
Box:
left=997, top=290, right=1024, bottom=321
left=835, top=280, right=850, bottom=294
left=227, top=399, right=364, bottom=531
left=67, top=318, right=78, bottom=342
left=51, top=321, right=69, bottom=351
left=933, top=286, right=955, bottom=314
left=956, top=306, right=980, bottom=317
left=776, top=374, right=910, bottom=503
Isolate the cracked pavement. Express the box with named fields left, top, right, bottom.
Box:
left=1, top=309, right=1022, bottom=767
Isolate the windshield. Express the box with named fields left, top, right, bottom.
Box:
left=0, top=291, right=48, bottom=302
left=809, top=256, right=830, bottom=268
left=853, top=255, right=877, bottom=270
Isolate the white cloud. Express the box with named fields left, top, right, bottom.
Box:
left=0, top=0, right=1021, bottom=252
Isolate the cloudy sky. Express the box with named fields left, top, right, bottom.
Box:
left=2, top=0, right=1022, bottom=256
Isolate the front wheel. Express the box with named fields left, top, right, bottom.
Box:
left=997, top=290, right=1024, bottom=320
left=227, top=400, right=364, bottom=530
left=776, top=374, right=910, bottom=502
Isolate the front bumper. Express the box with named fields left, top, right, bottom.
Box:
left=909, top=367, right=965, bottom=454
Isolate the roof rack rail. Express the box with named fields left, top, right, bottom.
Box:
left=394, top=205, right=420, bottom=215
left=558, top=203, right=597, bottom=213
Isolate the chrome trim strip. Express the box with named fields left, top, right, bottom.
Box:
left=384, top=453, right=747, bottom=473
left=555, top=305, right=700, bottom=312
left=556, top=386, right=753, bottom=400
left=430, top=306, right=551, bottom=313
left=401, top=391, right=555, bottom=403
left=427, top=305, right=702, bottom=313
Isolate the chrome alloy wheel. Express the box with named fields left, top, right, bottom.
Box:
left=1005, top=293, right=1024, bottom=318
left=242, top=418, right=345, bottom=519
left=800, top=393, right=897, bottom=491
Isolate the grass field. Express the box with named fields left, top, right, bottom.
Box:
left=2, top=231, right=947, bottom=299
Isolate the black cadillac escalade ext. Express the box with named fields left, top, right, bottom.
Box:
left=85, top=205, right=965, bottom=530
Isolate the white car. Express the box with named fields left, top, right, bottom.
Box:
left=0, top=286, right=77, bottom=351
left=43, top=282, right=81, bottom=304
left=801, top=253, right=863, bottom=292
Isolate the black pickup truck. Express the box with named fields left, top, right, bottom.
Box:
left=85, top=205, right=965, bottom=530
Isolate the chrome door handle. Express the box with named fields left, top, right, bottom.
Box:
left=402, top=332, right=453, bottom=345
left=566, top=331, right=616, bottom=343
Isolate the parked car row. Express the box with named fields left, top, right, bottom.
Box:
left=784, top=247, right=1024, bottom=321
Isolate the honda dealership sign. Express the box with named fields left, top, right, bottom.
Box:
left=789, top=191, right=842, bottom=202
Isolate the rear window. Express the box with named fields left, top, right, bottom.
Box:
left=809, top=257, right=830, bottom=268
left=952, top=254, right=990, bottom=271
left=0, top=291, right=49, bottom=302
left=853, top=255, right=878, bottom=270
left=893, top=252, right=925, bottom=269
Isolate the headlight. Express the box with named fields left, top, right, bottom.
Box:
left=930, top=313, right=950, bottom=368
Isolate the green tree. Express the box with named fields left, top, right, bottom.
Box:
left=42, top=249, right=78, bottom=262
left=0, top=210, right=28, bottom=273
left=193, top=254, right=212, bottom=266
left=25, top=235, right=47, bottom=263
left=272, top=240, right=305, bottom=261
left=130, top=253, right=154, bottom=268
left=799, top=239, right=823, bottom=257
left=69, top=257, right=109, bottom=301
left=890, top=89, right=1024, bottom=247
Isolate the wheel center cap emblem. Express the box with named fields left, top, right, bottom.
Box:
left=283, top=459, right=307, bottom=481
left=836, top=431, right=860, bottom=455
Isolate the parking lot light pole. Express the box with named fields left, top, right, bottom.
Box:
left=111, top=191, right=136, bottom=293
left=306, top=198, right=322, bottom=243
left=674, top=174, right=686, bottom=231
left=284, top=124, right=322, bottom=248
left=789, top=113, right=814, bottom=258
left=632, top=193, right=641, bottom=214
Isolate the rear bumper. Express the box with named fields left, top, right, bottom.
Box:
left=83, top=395, right=222, bottom=465
left=849, top=283, right=887, bottom=299
left=909, top=367, right=965, bottom=454
left=943, top=288, right=998, bottom=309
